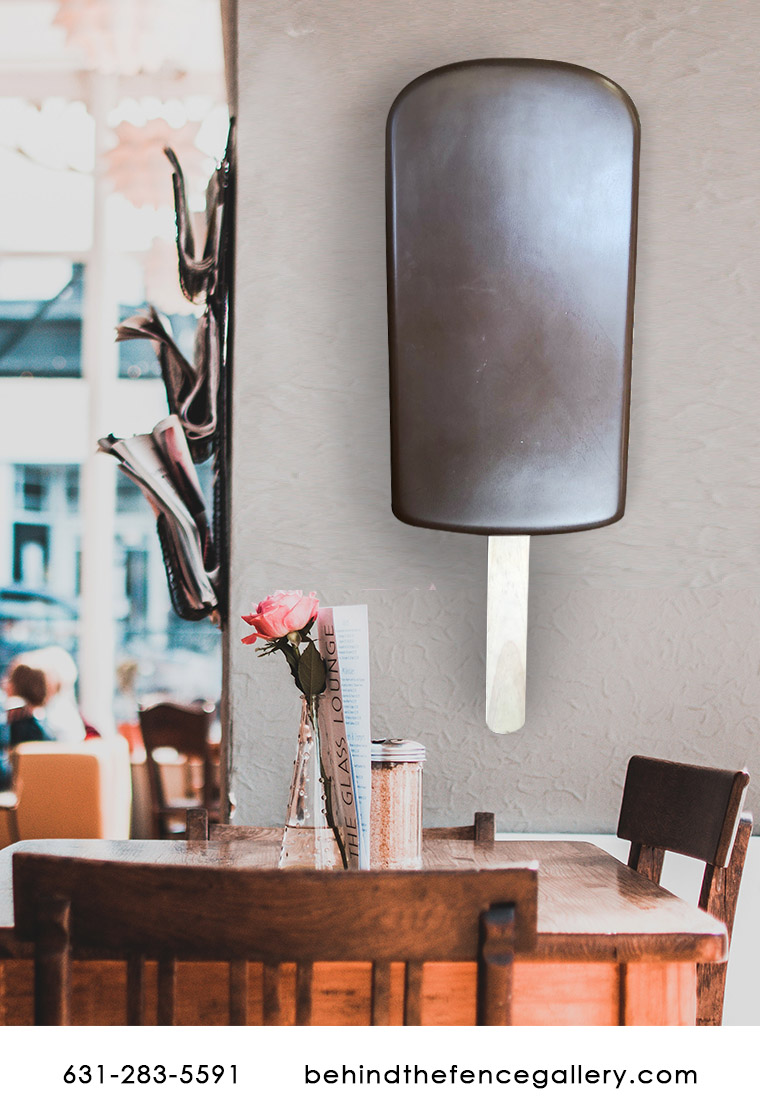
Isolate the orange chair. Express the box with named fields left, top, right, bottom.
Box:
left=9, top=737, right=132, bottom=842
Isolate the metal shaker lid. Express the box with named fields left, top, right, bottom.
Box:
left=371, top=738, right=426, bottom=762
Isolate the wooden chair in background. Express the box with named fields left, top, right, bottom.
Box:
left=424, top=812, right=495, bottom=844
left=13, top=852, right=538, bottom=1026
left=186, top=809, right=497, bottom=844
left=617, top=754, right=752, bottom=1026
left=138, top=702, right=219, bottom=839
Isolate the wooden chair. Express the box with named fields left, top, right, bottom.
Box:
left=13, top=852, right=538, bottom=1026
left=138, top=702, right=219, bottom=839
left=187, top=809, right=497, bottom=845
left=11, top=738, right=132, bottom=841
left=617, top=754, right=752, bottom=1026
left=425, top=812, right=496, bottom=844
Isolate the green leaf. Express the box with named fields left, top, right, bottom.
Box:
left=281, top=647, right=301, bottom=685
left=296, top=640, right=327, bottom=700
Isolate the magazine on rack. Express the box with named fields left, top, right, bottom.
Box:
left=98, top=416, right=218, bottom=615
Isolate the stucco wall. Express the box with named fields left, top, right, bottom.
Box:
left=228, top=0, right=759, bottom=830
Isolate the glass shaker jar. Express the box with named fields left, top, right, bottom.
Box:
left=370, top=739, right=426, bottom=869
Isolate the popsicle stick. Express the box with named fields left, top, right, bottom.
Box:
left=486, top=536, right=530, bottom=733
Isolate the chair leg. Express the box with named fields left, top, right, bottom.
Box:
left=696, top=962, right=727, bottom=1026
left=696, top=814, right=752, bottom=1026
left=263, top=964, right=281, bottom=1025
left=403, top=962, right=424, bottom=1025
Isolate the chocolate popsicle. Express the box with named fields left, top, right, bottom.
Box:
left=386, top=60, right=639, bottom=732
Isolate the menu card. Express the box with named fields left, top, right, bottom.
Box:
left=317, top=605, right=371, bottom=868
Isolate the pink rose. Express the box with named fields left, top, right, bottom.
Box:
left=241, top=590, right=319, bottom=645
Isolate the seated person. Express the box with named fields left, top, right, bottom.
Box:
left=23, top=646, right=87, bottom=742
left=3, top=660, right=55, bottom=746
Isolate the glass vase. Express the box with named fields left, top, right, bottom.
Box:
left=279, top=696, right=345, bottom=869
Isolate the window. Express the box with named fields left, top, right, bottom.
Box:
left=65, top=465, right=80, bottom=512
left=0, top=0, right=226, bottom=717
left=0, top=261, right=83, bottom=378
left=116, top=471, right=144, bottom=513
left=12, top=523, right=49, bottom=584
left=0, top=257, right=198, bottom=382
left=15, top=465, right=49, bottom=512
left=3, top=458, right=221, bottom=701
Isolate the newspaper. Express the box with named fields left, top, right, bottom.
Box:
left=317, top=605, right=371, bottom=868
left=115, top=308, right=217, bottom=463
left=98, top=416, right=218, bottom=614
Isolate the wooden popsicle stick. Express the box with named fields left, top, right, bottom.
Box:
left=486, top=536, right=530, bottom=733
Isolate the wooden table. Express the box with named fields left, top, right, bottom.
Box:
left=0, top=833, right=726, bottom=1026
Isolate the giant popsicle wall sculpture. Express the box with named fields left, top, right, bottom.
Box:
left=387, top=60, right=639, bottom=732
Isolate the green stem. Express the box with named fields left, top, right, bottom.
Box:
left=310, top=697, right=348, bottom=869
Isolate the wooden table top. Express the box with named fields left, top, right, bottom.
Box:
left=0, top=833, right=727, bottom=964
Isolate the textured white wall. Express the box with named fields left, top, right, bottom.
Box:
left=228, top=0, right=760, bottom=830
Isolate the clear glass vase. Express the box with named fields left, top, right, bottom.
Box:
left=279, top=696, right=345, bottom=869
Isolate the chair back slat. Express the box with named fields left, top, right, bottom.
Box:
left=617, top=755, right=749, bottom=865
left=403, top=961, right=424, bottom=1025
left=262, top=962, right=281, bottom=1026
left=157, top=955, right=177, bottom=1026
left=14, top=855, right=537, bottom=1026
left=295, top=961, right=313, bottom=1026
left=228, top=959, right=248, bottom=1025
left=34, top=895, right=71, bottom=1027
left=126, top=954, right=146, bottom=1025
left=371, top=961, right=392, bottom=1025
left=478, top=903, right=516, bottom=1025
